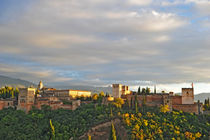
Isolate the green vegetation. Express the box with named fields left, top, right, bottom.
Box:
left=109, top=122, right=117, bottom=140
left=61, top=100, right=72, bottom=105
left=0, top=103, right=118, bottom=140
left=122, top=110, right=210, bottom=140
left=0, top=86, right=19, bottom=99
left=0, top=90, right=209, bottom=140
left=203, top=98, right=210, bottom=111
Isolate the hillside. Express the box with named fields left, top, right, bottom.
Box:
left=0, top=75, right=36, bottom=88
left=195, top=93, right=210, bottom=103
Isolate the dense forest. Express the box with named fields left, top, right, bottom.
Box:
left=0, top=101, right=209, bottom=140
left=0, top=90, right=209, bottom=139
left=0, top=103, right=116, bottom=140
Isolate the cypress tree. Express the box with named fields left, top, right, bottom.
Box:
left=88, top=133, right=91, bottom=140
left=130, top=97, right=133, bottom=109
left=50, top=119, right=55, bottom=140
left=138, top=86, right=141, bottom=95
left=109, top=122, right=117, bottom=140
left=110, top=107, right=113, bottom=118
left=135, top=95, right=138, bottom=114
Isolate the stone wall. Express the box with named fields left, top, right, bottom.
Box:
left=0, top=100, right=14, bottom=110
left=172, top=103, right=202, bottom=114
left=172, top=96, right=182, bottom=105
left=126, top=94, right=165, bottom=107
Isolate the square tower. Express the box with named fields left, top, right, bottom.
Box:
left=182, top=88, right=194, bottom=104
left=17, top=88, right=36, bottom=112
left=112, top=84, right=122, bottom=98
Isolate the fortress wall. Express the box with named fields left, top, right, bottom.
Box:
left=172, top=96, right=182, bottom=105
left=172, top=104, right=199, bottom=114
left=126, top=94, right=164, bottom=107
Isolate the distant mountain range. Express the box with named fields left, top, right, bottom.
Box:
left=194, top=93, right=210, bottom=103
left=0, top=75, right=36, bottom=88
left=0, top=75, right=112, bottom=93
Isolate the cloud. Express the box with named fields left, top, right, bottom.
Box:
left=0, top=63, right=74, bottom=84
left=154, top=35, right=170, bottom=42
left=0, top=0, right=210, bottom=90
left=186, top=0, right=210, bottom=15
left=161, top=0, right=186, bottom=6
left=128, top=0, right=153, bottom=6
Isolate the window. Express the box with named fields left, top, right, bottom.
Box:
left=20, top=99, right=25, bottom=103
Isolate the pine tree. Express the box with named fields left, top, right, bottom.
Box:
left=109, top=122, right=117, bottom=140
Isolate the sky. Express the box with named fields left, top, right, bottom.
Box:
left=0, top=0, right=210, bottom=94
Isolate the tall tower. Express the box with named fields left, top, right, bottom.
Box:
left=182, top=87, right=194, bottom=104
left=112, top=84, right=122, bottom=98
left=38, top=81, right=44, bottom=90
left=17, top=88, right=36, bottom=112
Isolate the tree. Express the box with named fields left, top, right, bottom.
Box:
left=92, top=94, right=98, bottom=101
left=142, top=88, right=146, bottom=94
left=146, top=87, right=150, bottom=94
left=135, top=95, right=138, bottom=114
left=204, top=98, right=210, bottom=111
left=41, top=105, right=51, bottom=111
left=124, top=98, right=130, bottom=109
left=50, top=119, right=55, bottom=139
left=110, top=107, right=113, bottom=118
left=160, top=105, right=170, bottom=113
left=142, top=95, right=146, bottom=113
left=113, top=98, right=124, bottom=110
left=109, top=122, right=117, bottom=140
left=130, top=97, right=133, bottom=108
left=137, top=86, right=141, bottom=95
left=99, top=91, right=105, bottom=97
left=154, top=85, right=157, bottom=94
left=88, top=133, right=91, bottom=140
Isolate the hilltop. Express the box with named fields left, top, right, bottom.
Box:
left=0, top=75, right=112, bottom=93
left=0, top=75, right=36, bottom=88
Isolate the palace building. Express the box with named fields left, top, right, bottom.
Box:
left=114, top=84, right=203, bottom=114
left=112, top=84, right=131, bottom=98
left=16, top=87, right=81, bottom=112
left=42, top=89, right=91, bottom=100
left=0, top=81, right=92, bottom=112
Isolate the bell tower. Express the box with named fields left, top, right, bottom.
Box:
left=38, top=81, right=44, bottom=90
